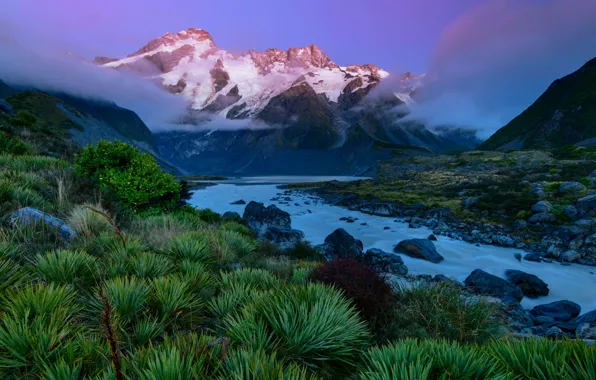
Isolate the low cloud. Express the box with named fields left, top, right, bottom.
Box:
left=405, top=0, right=596, bottom=138
left=0, top=24, right=188, bottom=131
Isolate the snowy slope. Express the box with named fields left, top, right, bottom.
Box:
left=100, top=28, right=391, bottom=119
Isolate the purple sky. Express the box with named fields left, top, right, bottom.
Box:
left=3, top=0, right=498, bottom=72
left=2, top=0, right=595, bottom=134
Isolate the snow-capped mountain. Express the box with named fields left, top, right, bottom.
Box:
left=98, top=27, right=391, bottom=121
left=97, top=28, right=467, bottom=175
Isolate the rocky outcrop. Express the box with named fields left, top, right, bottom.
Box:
left=362, top=248, right=408, bottom=275
left=242, top=201, right=304, bottom=248
left=9, top=207, right=76, bottom=241
left=316, top=228, right=363, bottom=260
left=464, top=269, right=523, bottom=302
left=394, top=239, right=444, bottom=263
left=559, top=181, right=586, bottom=194
left=530, top=301, right=581, bottom=322
left=531, top=201, right=552, bottom=213
left=505, top=270, right=549, bottom=298
left=577, top=194, right=596, bottom=211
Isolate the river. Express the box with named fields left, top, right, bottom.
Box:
left=189, top=177, right=596, bottom=315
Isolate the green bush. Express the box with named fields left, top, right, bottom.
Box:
left=75, top=140, right=180, bottom=214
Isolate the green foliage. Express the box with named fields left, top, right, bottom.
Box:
left=34, top=249, right=99, bottom=286
left=580, top=176, right=591, bottom=187
left=224, top=348, right=314, bottom=380
left=100, top=276, right=150, bottom=325
left=129, top=252, right=174, bottom=278
left=162, top=232, right=212, bottom=264
left=67, top=204, right=113, bottom=238
left=549, top=168, right=559, bottom=174
left=392, top=282, right=503, bottom=344
left=225, top=283, right=370, bottom=372
left=75, top=140, right=181, bottom=213
left=489, top=338, right=596, bottom=380
left=359, top=339, right=497, bottom=380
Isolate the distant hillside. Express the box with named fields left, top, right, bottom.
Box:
left=481, top=57, right=596, bottom=150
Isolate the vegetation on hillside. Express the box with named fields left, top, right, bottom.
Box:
left=1, top=114, right=595, bottom=378
left=481, top=57, right=596, bottom=150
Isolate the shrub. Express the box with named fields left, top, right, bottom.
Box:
left=549, top=168, right=559, bottom=174
left=197, top=208, right=222, bottom=224
left=310, top=259, right=396, bottom=340
left=2, top=283, right=79, bottom=320
left=219, top=268, right=281, bottom=291
left=224, top=283, right=370, bottom=372
left=163, top=232, right=212, bottom=264
left=150, top=276, right=204, bottom=327
left=74, top=140, right=181, bottom=213
left=393, top=282, right=503, bottom=344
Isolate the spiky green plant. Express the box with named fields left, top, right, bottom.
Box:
left=0, top=259, right=28, bottom=294
left=130, top=317, right=166, bottom=347
left=34, top=249, right=99, bottom=286
left=224, top=348, right=314, bottom=380
left=290, top=267, right=314, bottom=285
left=131, top=346, right=206, bottom=380
left=2, top=283, right=79, bottom=320
left=162, top=232, right=211, bottom=263
left=489, top=338, right=596, bottom=380
left=43, top=359, right=83, bottom=380
left=225, top=283, right=370, bottom=371
left=0, top=308, right=80, bottom=378
left=209, top=282, right=264, bottom=320
left=214, top=229, right=258, bottom=262
left=129, top=252, right=174, bottom=278
left=219, top=268, right=281, bottom=291
left=359, top=339, right=497, bottom=380
left=99, top=276, right=150, bottom=325
left=150, top=276, right=204, bottom=327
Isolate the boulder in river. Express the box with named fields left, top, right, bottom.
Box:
left=530, top=300, right=581, bottom=322
left=316, top=228, right=363, bottom=260
left=9, top=207, right=76, bottom=241
left=505, top=270, right=549, bottom=298
left=394, top=239, right=444, bottom=263
left=464, top=269, right=523, bottom=302
left=575, top=309, right=596, bottom=325
left=242, top=201, right=304, bottom=249
left=523, top=252, right=543, bottom=262
left=362, top=248, right=408, bottom=276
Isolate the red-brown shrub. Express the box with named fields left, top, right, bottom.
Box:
left=309, top=258, right=396, bottom=339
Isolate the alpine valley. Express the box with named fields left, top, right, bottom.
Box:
left=96, top=28, right=473, bottom=175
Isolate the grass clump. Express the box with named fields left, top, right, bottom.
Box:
left=393, top=281, right=503, bottom=344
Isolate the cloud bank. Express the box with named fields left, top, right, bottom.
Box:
left=0, top=24, right=189, bottom=131
left=406, top=0, right=596, bottom=138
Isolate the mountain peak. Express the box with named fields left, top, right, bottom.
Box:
left=129, top=27, right=214, bottom=58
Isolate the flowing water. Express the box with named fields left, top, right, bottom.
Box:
left=189, top=177, right=596, bottom=315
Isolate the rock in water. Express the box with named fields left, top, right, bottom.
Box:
left=530, top=301, right=581, bottom=322
left=242, top=201, right=304, bottom=248
left=316, top=228, right=363, bottom=260
left=230, top=199, right=246, bottom=205
left=464, top=269, right=523, bottom=302
left=394, top=239, right=444, bottom=263
left=576, top=309, right=596, bottom=325
left=362, top=248, right=408, bottom=275
left=505, top=270, right=549, bottom=298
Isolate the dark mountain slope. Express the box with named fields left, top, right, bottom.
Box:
left=482, top=57, right=596, bottom=150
